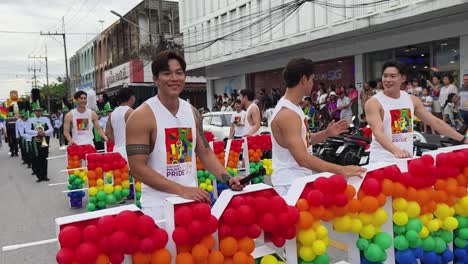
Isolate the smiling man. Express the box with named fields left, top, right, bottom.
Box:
left=366, top=60, right=468, bottom=164
left=126, top=51, right=244, bottom=220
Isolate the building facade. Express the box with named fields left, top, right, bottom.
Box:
left=69, top=54, right=80, bottom=92
left=179, top=0, right=468, bottom=110
left=77, top=41, right=96, bottom=91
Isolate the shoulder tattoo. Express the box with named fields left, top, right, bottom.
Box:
left=193, top=107, right=210, bottom=148
left=126, top=144, right=150, bottom=156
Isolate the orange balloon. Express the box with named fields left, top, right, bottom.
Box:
left=345, top=185, right=356, bottom=199
left=133, top=251, right=151, bottom=264
left=381, top=179, right=394, bottom=196
left=426, top=200, right=437, bottom=213
left=201, top=236, right=215, bottom=250
left=297, top=211, right=314, bottom=230
left=446, top=195, right=457, bottom=206
left=113, top=169, right=122, bottom=178
left=347, top=199, right=362, bottom=213
left=247, top=256, right=255, bottom=264
left=416, top=189, right=430, bottom=205
left=321, top=209, right=335, bottom=221
left=151, top=248, right=172, bottom=264
left=357, top=189, right=366, bottom=200
left=434, top=190, right=447, bottom=203
left=121, top=172, right=129, bottom=180
left=333, top=205, right=349, bottom=217
left=361, top=196, right=379, bottom=213
left=207, top=250, right=224, bottom=264
left=309, top=205, right=325, bottom=219
left=176, top=252, right=194, bottom=264
left=95, top=254, right=110, bottom=264
left=87, top=171, right=96, bottom=179
left=405, top=187, right=418, bottom=202
left=192, top=244, right=209, bottom=263
left=434, top=179, right=446, bottom=190
left=457, top=186, right=467, bottom=197
left=224, top=257, right=234, bottom=264
left=457, top=174, right=467, bottom=187
left=392, top=182, right=407, bottom=198
left=88, top=180, right=96, bottom=187
left=238, top=237, right=255, bottom=254
left=177, top=245, right=192, bottom=253
left=233, top=251, right=249, bottom=264
left=445, top=180, right=458, bottom=194
left=220, top=237, right=238, bottom=257
left=377, top=193, right=387, bottom=207
left=296, top=198, right=309, bottom=211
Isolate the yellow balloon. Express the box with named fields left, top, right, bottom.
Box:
left=114, top=185, right=122, bottom=192
left=351, top=219, right=363, bottom=233
left=73, top=170, right=80, bottom=176
left=205, top=179, right=211, bottom=185
left=392, top=198, right=408, bottom=212
left=122, top=180, right=130, bottom=189
left=406, top=202, right=421, bottom=218
left=312, top=240, right=327, bottom=255
left=420, top=214, right=433, bottom=225
left=260, top=255, right=278, bottom=264
left=298, top=228, right=316, bottom=246
left=96, top=178, right=104, bottom=186
left=460, top=197, right=468, bottom=210
left=135, top=182, right=141, bottom=192
left=435, top=204, right=451, bottom=219
left=299, top=246, right=316, bottom=262
left=359, top=224, right=376, bottom=240
left=393, top=212, right=409, bottom=226
left=207, top=185, right=214, bottom=192
left=199, top=183, right=207, bottom=190
left=315, top=224, right=328, bottom=239
left=443, top=216, right=459, bottom=231
left=372, top=208, right=388, bottom=226
left=333, top=216, right=352, bottom=232
left=419, top=226, right=429, bottom=238
left=106, top=172, right=112, bottom=178
left=88, top=187, right=98, bottom=196
left=104, top=184, right=114, bottom=194
left=427, top=219, right=441, bottom=232
left=359, top=213, right=373, bottom=225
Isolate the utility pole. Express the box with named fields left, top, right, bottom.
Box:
left=40, top=17, right=69, bottom=96
left=28, top=47, right=50, bottom=111
left=28, top=64, right=41, bottom=89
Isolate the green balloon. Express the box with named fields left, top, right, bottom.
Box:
left=89, top=197, right=97, bottom=204
left=136, top=200, right=141, bottom=208
left=374, top=232, right=392, bottom=250
left=68, top=175, right=77, bottom=183
left=86, top=203, right=96, bottom=211
left=409, top=237, right=421, bottom=249
left=96, top=190, right=107, bottom=201
left=456, top=216, right=468, bottom=228
left=204, top=171, right=210, bottom=178
left=422, top=236, right=435, bottom=251
left=393, top=225, right=406, bottom=235
left=455, top=237, right=467, bottom=248
left=106, top=194, right=116, bottom=205
left=439, top=230, right=453, bottom=243
left=136, top=191, right=142, bottom=200
left=197, top=170, right=204, bottom=178
left=356, top=238, right=369, bottom=251
left=97, top=200, right=106, bottom=209
left=106, top=178, right=113, bottom=184
left=250, top=163, right=256, bottom=168
left=364, top=244, right=384, bottom=262
left=78, top=184, right=83, bottom=189
left=122, top=188, right=130, bottom=197
left=459, top=228, right=468, bottom=240
left=434, top=237, right=446, bottom=254
left=67, top=184, right=73, bottom=190
left=314, top=253, right=330, bottom=264
left=405, top=230, right=419, bottom=243
left=406, top=219, right=423, bottom=233
left=73, top=178, right=82, bottom=185
left=113, top=190, right=122, bottom=201
left=394, top=235, right=409, bottom=251
left=209, top=174, right=216, bottom=180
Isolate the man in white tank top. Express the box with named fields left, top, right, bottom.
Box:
left=63, top=91, right=108, bottom=146
left=239, top=89, right=261, bottom=136
left=106, top=88, right=136, bottom=160
left=271, top=58, right=366, bottom=196
left=125, top=51, right=245, bottom=220
left=366, top=60, right=468, bottom=166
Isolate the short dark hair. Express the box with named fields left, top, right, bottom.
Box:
left=283, top=58, right=314, bottom=88
left=368, top=80, right=377, bottom=88
left=382, top=60, right=407, bottom=75
left=117, top=88, right=135, bottom=104
left=443, top=75, right=454, bottom=83
left=304, top=97, right=312, bottom=102
left=234, top=99, right=241, bottom=104
left=151, top=50, right=186, bottom=77
left=74, top=91, right=87, bottom=99
left=239, top=89, right=255, bottom=101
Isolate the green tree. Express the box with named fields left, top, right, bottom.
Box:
left=40, top=78, right=67, bottom=113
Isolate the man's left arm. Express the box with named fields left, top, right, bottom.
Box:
left=193, top=107, right=244, bottom=191
left=244, top=106, right=261, bottom=136
left=92, top=112, right=108, bottom=141
left=413, top=96, right=467, bottom=143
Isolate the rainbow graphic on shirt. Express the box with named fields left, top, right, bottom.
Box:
left=390, top=108, right=413, bottom=144
left=165, top=127, right=194, bottom=178
left=76, top=118, right=89, bottom=131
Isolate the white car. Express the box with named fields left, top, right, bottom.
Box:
left=202, top=111, right=270, bottom=141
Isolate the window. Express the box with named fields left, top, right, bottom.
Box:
left=223, top=114, right=233, bottom=126
left=211, top=115, right=223, bottom=127
left=366, top=49, right=393, bottom=82
left=433, top=38, right=460, bottom=84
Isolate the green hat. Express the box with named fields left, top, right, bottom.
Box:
left=29, top=112, right=36, bottom=118
left=7, top=112, right=13, bottom=117
left=103, top=102, right=112, bottom=113
left=43, top=110, right=49, bottom=116
left=20, top=110, right=27, bottom=117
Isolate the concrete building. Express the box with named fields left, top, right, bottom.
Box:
left=179, top=0, right=468, bottom=110
left=77, top=40, right=96, bottom=91
left=69, top=54, right=80, bottom=92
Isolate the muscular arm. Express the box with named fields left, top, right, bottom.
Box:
left=105, top=113, right=114, bottom=143
left=92, top=112, right=108, bottom=141
left=244, top=106, right=261, bottom=136
left=365, top=98, right=402, bottom=155
left=63, top=113, right=73, bottom=144
left=413, top=96, right=466, bottom=142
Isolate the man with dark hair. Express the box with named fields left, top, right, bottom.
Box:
left=126, top=50, right=244, bottom=220
left=239, top=89, right=261, bottom=136
left=458, top=74, right=468, bottom=127
left=270, top=58, right=365, bottom=195
left=63, top=91, right=107, bottom=146
left=366, top=60, right=468, bottom=165
left=106, top=88, right=136, bottom=159
left=229, top=99, right=246, bottom=139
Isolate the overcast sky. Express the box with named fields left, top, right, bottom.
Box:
left=0, top=0, right=177, bottom=100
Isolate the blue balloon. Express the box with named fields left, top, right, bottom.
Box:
left=396, top=249, right=416, bottom=264
left=411, top=247, right=424, bottom=258
left=360, top=257, right=381, bottom=264
left=442, top=249, right=454, bottom=262
left=454, top=248, right=466, bottom=260
left=464, top=254, right=468, bottom=264
left=422, top=251, right=439, bottom=264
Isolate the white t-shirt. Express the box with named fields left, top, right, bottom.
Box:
left=439, top=84, right=458, bottom=108
left=264, top=108, right=274, bottom=126
left=318, top=93, right=328, bottom=110
left=230, top=110, right=246, bottom=137
left=421, top=95, right=433, bottom=112
left=337, top=96, right=352, bottom=121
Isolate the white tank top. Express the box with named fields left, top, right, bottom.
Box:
left=142, top=96, right=197, bottom=208
left=271, top=97, right=311, bottom=186
left=244, top=103, right=260, bottom=136
left=369, top=91, right=414, bottom=163
left=71, top=108, right=94, bottom=146
left=110, top=105, right=130, bottom=159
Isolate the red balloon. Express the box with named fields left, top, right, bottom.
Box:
left=82, top=225, right=100, bottom=243
left=313, top=177, right=331, bottom=194
left=306, top=190, right=324, bottom=207
left=237, top=205, right=256, bottom=225
left=151, top=228, right=169, bottom=249
left=272, top=236, right=286, bottom=248
left=277, top=212, right=289, bottom=228
left=192, top=203, right=211, bottom=221
left=330, top=175, right=347, bottom=193
left=56, top=247, right=75, bottom=264
left=98, top=215, right=116, bottom=235
left=287, top=206, right=300, bottom=226
left=174, top=206, right=193, bottom=227
left=284, top=226, right=296, bottom=240
left=140, top=238, right=155, bottom=253
left=137, top=215, right=156, bottom=238
left=248, top=224, right=262, bottom=238
left=230, top=196, right=246, bottom=209
left=231, top=224, right=247, bottom=240
left=109, top=231, right=129, bottom=253
left=259, top=213, right=276, bottom=232
left=206, top=215, right=219, bottom=235
left=244, top=195, right=256, bottom=207
left=254, top=197, right=270, bottom=215
left=334, top=193, right=349, bottom=207
left=98, top=236, right=112, bottom=255
left=362, top=178, right=382, bottom=196
left=221, top=208, right=237, bottom=226
left=110, top=252, right=124, bottom=264
left=269, top=196, right=287, bottom=214
left=189, top=220, right=203, bottom=238
left=125, top=235, right=140, bottom=255
left=75, top=242, right=99, bottom=264
left=58, top=226, right=82, bottom=249
left=218, top=225, right=231, bottom=238
left=322, top=194, right=335, bottom=208
left=172, top=227, right=190, bottom=245
left=115, top=210, right=139, bottom=234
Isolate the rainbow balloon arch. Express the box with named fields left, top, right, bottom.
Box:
left=4, top=139, right=468, bottom=264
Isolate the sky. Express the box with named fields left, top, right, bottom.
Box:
left=0, top=0, right=177, bottom=101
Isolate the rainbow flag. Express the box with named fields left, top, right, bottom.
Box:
left=0, top=106, right=8, bottom=120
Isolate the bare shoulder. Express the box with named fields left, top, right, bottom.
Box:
left=272, top=107, right=301, bottom=128
left=127, top=103, right=155, bottom=129
left=365, top=96, right=381, bottom=111
left=64, top=111, right=73, bottom=119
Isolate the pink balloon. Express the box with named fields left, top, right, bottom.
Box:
left=140, top=238, right=155, bottom=253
